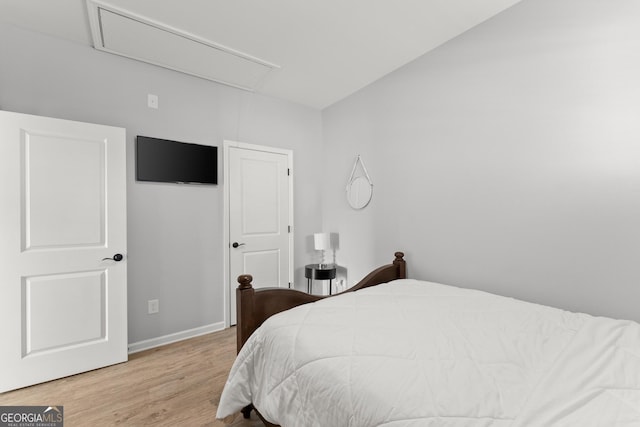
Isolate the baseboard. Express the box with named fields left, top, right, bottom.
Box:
left=127, top=321, right=227, bottom=354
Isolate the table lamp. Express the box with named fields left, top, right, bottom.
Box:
left=314, top=232, right=330, bottom=266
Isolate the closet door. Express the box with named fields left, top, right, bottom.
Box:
left=227, top=142, right=293, bottom=325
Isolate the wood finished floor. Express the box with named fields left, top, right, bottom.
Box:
left=0, top=327, right=263, bottom=426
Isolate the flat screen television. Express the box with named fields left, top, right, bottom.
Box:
left=136, top=136, right=217, bottom=185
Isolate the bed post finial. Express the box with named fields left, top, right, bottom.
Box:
left=238, top=274, right=254, bottom=290
left=393, top=252, right=406, bottom=279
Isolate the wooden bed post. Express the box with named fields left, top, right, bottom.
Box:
left=236, top=274, right=255, bottom=353
left=393, top=251, right=406, bottom=279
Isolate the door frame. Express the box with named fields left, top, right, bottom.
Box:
left=223, top=140, right=294, bottom=327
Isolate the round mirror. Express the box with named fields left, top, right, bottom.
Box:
left=347, top=176, right=373, bottom=209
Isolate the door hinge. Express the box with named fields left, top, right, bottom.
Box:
left=287, top=168, right=290, bottom=176
left=288, top=225, right=291, bottom=233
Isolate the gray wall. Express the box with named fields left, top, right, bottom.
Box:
left=3, top=0, right=639, bottom=343
left=0, top=23, right=324, bottom=343
left=323, top=0, right=640, bottom=322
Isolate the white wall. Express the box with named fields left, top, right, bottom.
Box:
left=0, top=23, right=324, bottom=343
left=323, top=0, right=640, bottom=322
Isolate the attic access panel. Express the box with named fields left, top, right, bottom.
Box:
left=86, top=0, right=279, bottom=91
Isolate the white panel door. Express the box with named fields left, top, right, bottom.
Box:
left=0, top=111, right=127, bottom=393
left=228, top=144, right=292, bottom=324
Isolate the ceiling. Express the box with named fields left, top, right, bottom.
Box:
left=0, top=0, right=522, bottom=109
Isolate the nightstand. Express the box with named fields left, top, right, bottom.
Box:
left=305, top=264, right=337, bottom=295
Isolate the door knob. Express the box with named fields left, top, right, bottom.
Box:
left=232, top=242, right=245, bottom=248
left=102, top=253, right=124, bottom=261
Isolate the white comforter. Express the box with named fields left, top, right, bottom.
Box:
left=217, top=279, right=640, bottom=426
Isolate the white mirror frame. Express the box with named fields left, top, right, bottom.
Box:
left=346, top=155, right=373, bottom=210
left=347, top=176, right=373, bottom=209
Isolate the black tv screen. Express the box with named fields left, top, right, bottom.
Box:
left=136, top=136, right=217, bottom=184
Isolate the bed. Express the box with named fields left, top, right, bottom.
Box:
left=217, top=252, right=640, bottom=426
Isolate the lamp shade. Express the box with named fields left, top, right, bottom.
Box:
left=314, top=233, right=330, bottom=251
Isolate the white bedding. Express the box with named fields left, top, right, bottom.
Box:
left=217, top=279, right=640, bottom=426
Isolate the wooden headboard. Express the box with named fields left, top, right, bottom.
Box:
left=236, top=251, right=406, bottom=352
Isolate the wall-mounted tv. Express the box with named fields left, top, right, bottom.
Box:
left=136, top=136, right=217, bottom=185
